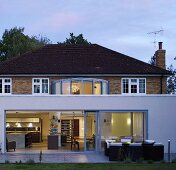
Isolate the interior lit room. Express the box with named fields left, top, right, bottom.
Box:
left=5, top=111, right=96, bottom=152
left=101, top=111, right=146, bottom=149
left=5, top=111, right=146, bottom=152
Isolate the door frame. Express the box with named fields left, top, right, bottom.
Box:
left=84, top=110, right=99, bottom=152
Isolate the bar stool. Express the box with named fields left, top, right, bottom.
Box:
left=71, top=137, right=79, bottom=151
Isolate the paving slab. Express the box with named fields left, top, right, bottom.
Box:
left=0, top=152, right=109, bottom=163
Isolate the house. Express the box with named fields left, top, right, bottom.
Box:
left=0, top=42, right=176, bottom=153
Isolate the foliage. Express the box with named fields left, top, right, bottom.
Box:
left=147, top=160, right=154, bottom=164
left=0, top=27, right=50, bottom=61
left=137, top=157, right=144, bottom=163
left=4, top=160, right=10, bottom=164
left=26, top=159, right=35, bottom=164
left=39, top=150, right=42, bottom=163
left=149, top=55, right=176, bottom=94
left=167, top=65, right=176, bottom=94
left=123, top=157, right=132, bottom=163
left=15, top=160, right=22, bottom=164
left=58, top=33, right=90, bottom=45
left=148, top=55, right=156, bottom=65
left=172, top=159, right=176, bottom=163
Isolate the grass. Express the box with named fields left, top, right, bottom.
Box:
left=0, top=163, right=176, bottom=170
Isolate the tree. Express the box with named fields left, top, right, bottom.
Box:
left=0, top=27, right=50, bottom=61
left=148, top=54, right=156, bottom=65
left=58, top=33, right=90, bottom=44
left=149, top=55, right=176, bottom=94
left=167, top=64, right=176, bottom=94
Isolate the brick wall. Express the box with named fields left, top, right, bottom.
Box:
left=146, top=76, right=167, bottom=94
left=8, top=76, right=167, bottom=94
left=12, top=77, right=32, bottom=94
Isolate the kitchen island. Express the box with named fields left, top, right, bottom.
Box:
left=6, top=133, right=32, bottom=149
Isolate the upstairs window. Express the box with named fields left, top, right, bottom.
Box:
left=52, top=78, right=109, bottom=95
left=0, top=78, right=12, bottom=94
left=32, top=78, right=49, bottom=94
left=122, top=78, right=146, bottom=94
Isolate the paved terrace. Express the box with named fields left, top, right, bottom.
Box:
left=0, top=152, right=175, bottom=163
left=0, top=152, right=109, bottom=163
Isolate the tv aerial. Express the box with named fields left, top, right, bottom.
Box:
left=147, top=28, right=164, bottom=49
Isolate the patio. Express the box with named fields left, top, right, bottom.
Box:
left=0, top=152, right=109, bottom=163
left=0, top=152, right=175, bottom=163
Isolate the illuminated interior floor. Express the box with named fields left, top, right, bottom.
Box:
left=13, top=140, right=85, bottom=153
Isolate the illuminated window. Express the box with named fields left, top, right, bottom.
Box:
left=52, top=78, right=109, bottom=95
left=71, top=80, right=82, bottom=94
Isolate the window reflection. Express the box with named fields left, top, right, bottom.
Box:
left=62, top=81, right=70, bottom=94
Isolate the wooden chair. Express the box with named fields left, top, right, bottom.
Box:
left=71, top=137, right=79, bottom=151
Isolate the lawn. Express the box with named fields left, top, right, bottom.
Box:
left=0, top=163, right=176, bottom=170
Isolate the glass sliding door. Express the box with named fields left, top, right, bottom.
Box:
left=84, top=111, right=96, bottom=151
left=101, top=111, right=147, bottom=150
left=132, top=112, right=146, bottom=142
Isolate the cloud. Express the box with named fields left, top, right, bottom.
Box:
left=46, top=13, right=81, bottom=30
left=0, top=0, right=176, bottom=67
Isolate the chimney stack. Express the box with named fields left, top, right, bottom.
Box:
left=155, top=42, right=166, bottom=69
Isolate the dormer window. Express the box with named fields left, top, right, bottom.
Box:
left=32, top=78, right=49, bottom=94
left=0, top=78, right=12, bottom=95
left=122, top=78, right=146, bottom=94
left=52, top=78, right=109, bottom=95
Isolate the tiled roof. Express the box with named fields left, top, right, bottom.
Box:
left=0, top=44, right=171, bottom=75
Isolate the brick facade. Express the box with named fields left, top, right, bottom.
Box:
left=146, top=76, right=167, bottom=94
left=12, top=77, right=32, bottom=94
left=9, top=76, right=167, bottom=94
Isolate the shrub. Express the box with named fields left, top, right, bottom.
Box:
left=5, top=160, right=10, bottom=164
left=171, top=159, right=176, bottom=163
left=160, top=159, right=166, bottom=163
left=39, top=150, right=42, bottom=163
left=26, top=159, right=35, bottom=164
left=123, top=157, right=132, bottom=163
left=147, top=160, right=153, bottom=164
left=137, top=157, right=144, bottom=163
left=15, top=160, right=22, bottom=164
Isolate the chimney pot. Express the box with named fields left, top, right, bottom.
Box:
left=159, top=42, right=163, bottom=50
left=155, top=42, right=166, bottom=69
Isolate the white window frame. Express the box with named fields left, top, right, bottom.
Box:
left=121, top=78, right=146, bottom=95
left=32, top=78, right=49, bottom=95
left=0, top=78, right=12, bottom=95
left=53, top=78, right=109, bottom=95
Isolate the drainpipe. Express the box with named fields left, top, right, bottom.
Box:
left=160, top=74, right=163, bottom=94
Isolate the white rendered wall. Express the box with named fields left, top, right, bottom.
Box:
left=0, top=95, right=176, bottom=153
